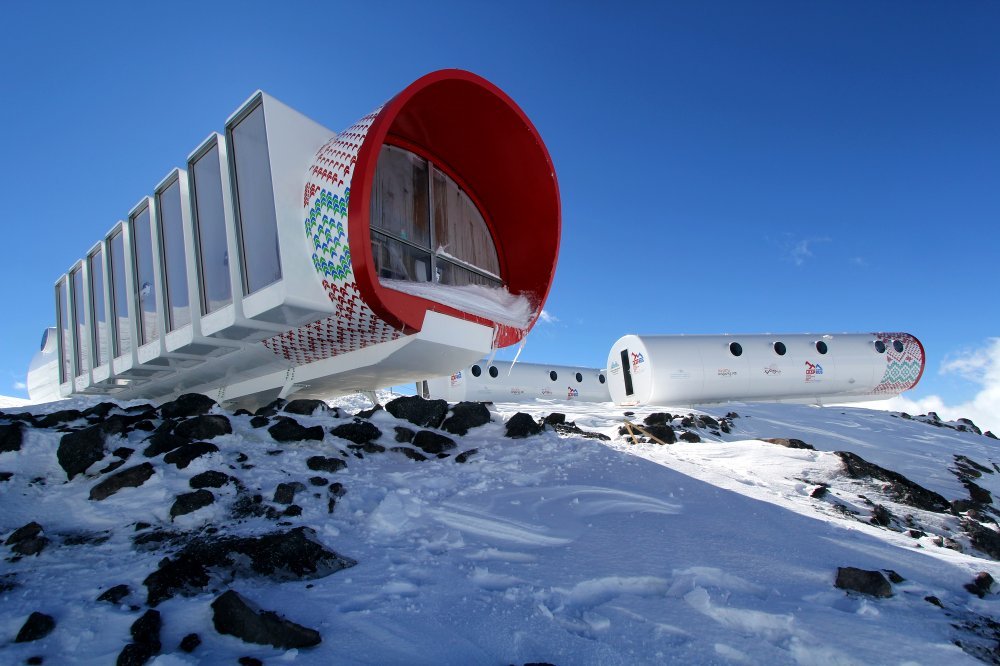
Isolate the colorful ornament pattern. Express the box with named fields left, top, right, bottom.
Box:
left=262, top=107, right=405, bottom=364
left=871, top=332, right=924, bottom=395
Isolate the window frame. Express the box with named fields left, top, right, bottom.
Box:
left=155, top=172, right=191, bottom=332
left=189, top=137, right=233, bottom=316
left=372, top=141, right=503, bottom=288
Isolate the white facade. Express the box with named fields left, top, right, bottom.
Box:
left=426, top=361, right=611, bottom=403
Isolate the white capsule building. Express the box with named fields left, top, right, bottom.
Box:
left=28, top=70, right=561, bottom=408
left=607, top=333, right=925, bottom=407
left=424, top=361, right=611, bottom=403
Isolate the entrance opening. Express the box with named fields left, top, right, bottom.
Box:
left=620, top=348, right=634, bottom=397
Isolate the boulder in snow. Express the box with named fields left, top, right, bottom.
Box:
left=89, top=463, right=155, bottom=501
left=441, top=401, right=491, bottom=436
left=211, top=590, right=321, bottom=649
left=835, top=567, right=892, bottom=598
left=159, top=393, right=217, bottom=419
left=385, top=395, right=447, bottom=428
left=505, top=412, right=542, bottom=439
left=15, top=611, right=55, bottom=643
left=173, top=415, right=232, bottom=441
left=268, top=418, right=324, bottom=443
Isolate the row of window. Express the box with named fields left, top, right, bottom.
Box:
left=469, top=365, right=607, bottom=384
left=727, top=339, right=902, bottom=358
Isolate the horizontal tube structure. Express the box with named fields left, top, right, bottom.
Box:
left=426, top=361, right=611, bottom=403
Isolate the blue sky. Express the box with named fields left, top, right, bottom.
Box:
left=1, top=2, right=997, bottom=425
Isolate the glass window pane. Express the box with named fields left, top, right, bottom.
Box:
left=57, top=281, right=70, bottom=382
left=371, top=231, right=431, bottom=282
left=157, top=179, right=191, bottom=331
left=71, top=268, right=89, bottom=376
left=231, top=104, right=281, bottom=294
left=192, top=144, right=232, bottom=313
left=89, top=250, right=108, bottom=366
left=109, top=229, right=131, bottom=356
left=433, top=166, right=500, bottom=278
left=371, top=145, right=430, bottom=248
left=131, top=206, right=159, bottom=345
left=436, top=260, right=502, bottom=288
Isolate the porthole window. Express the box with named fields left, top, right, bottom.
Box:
left=575, top=372, right=583, bottom=383
left=470, top=364, right=482, bottom=377
left=893, top=340, right=904, bottom=353
left=549, top=370, right=558, bottom=381
left=874, top=340, right=886, bottom=354
left=729, top=342, right=743, bottom=357
left=816, top=340, right=828, bottom=355
left=488, top=365, right=499, bottom=378
left=599, top=374, right=606, bottom=384
left=773, top=341, right=786, bottom=356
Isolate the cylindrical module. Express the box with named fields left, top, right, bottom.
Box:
left=426, top=361, right=611, bottom=403
left=607, top=333, right=925, bottom=406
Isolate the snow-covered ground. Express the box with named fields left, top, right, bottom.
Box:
left=2, top=393, right=1000, bottom=665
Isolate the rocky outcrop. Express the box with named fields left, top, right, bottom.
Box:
left=211, top=590, right=321, bottom=649
left=385, top=396, right=448, bottom=428
left=90, top=463, right=155, bottom=501
left=834, top=567, right=892, bottom=598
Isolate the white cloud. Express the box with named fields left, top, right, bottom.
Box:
left=857, top=338, right=1000, bottom=435
left=770, top=234, right=830, bottom=266
left=13, top=381, right=26, bottom=390
left=538, top=310, right=558, bottom=324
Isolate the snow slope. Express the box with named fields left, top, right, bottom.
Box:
left=2, top=394, right=1000, bottom=665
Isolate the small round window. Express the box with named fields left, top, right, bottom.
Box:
left=816, top=340, right=828, bottom=355
left=598, top=374, right=606, bottom=384
left=575, top=372, right=583, bottom=383
left=471, top=364, right=482, bottom=377
left=549, top=370, right=558, bottom=381
left=893, top=340, right=904, bottom=353
left=488, top=366, right=499, bottom=378
left=730, top=342, right=743, bottom=357
left=773, top=342, right=786, bottom=356
left=874, top=340, right=886, bottom=354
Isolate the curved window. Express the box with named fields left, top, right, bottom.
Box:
left=549, top=370, right=558, bottom=381
left=893, top=339, right=904, bottom=353
left=816, top=340, right=828, bottom=355
left=599, top=374, right=606, bottom=384
left=773, top=341, right=786, bottom=356
left=729, top=342, right=743, bottom=357
left=488, top=365, right=499, bottom=378
left=874, top=340, right=886, bottom=354
left=470, top=364, right=482, bottom=377
left=371, top=145, right=500, bottom=289
left=575, top=372, right=583, bottom=383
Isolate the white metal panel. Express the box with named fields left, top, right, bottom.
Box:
left=427, top=361, right=611, bottom=403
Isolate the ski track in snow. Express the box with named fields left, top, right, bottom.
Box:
left=0, top=394, right=998, bottom=664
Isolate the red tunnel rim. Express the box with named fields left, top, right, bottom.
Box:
left=910, top=333, right=926, bottom=390
left=347, top=69, right=561, bottom=342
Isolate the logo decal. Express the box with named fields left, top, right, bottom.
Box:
left=764, top=364, right=782, bottom=376
left=567, top=387, right=579, bottom=399
left=718, top=368, right=737, bottom=377
left=450, top=371, right=463, bottom=386
left=631, top=352, right=645, bottom=373
left=805, top=361, right=824, bottom=381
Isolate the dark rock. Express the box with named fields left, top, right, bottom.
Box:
left=954, top=454, right=994, bottom=478
left=762, top=438, right=814, bottom=450
left=884, top=570, right=905, bottom=584
left=117, top=642, right=156, bottom=666
left=834, top=567, right=892, bottom=598
left=964, top=519, right=1000, bottom=559
left=267, top=449, right=283, bottom=456
left=0, top=471, right=12, bottom=482
left=82, top=402, right=117, bottom=420
left=190, top=470, right=232, bottom=489
left=836, top=451, right=952, bottom=513
left=211, top=590, right=321, bottom=649
left=543, top=413, right=566, bottom=426
left=26, top=656, right=44, bottom=665
left=699, top=415, right=720, bottom=429
left=680, top=416, right=695, bottom=428
left=238, top=657, right=263, bottom=666
left=391, top=447, right=428, bottom=462
left=394, top=426, right=415, bottom=443
left=505, top=412, right=542, bottom=439
left=274, top=482, right=307, bottom=505
left=385, top=395, right=448, bottom=428
left=965, top=572, right=996, bottom=598
left=636, top=423, right=676, bottom=444
left=986, top=431, right=998, bottom=440
left=455, top=449, right=478, bottom=464
left=235, top=453, right=249, bottom=463
left=15, top=611, right=56, bottom=642
left=117, top=609, right=163, bottom=664
left=6, top=522, right=48, bottom=556
left=133, top=420, right=155, bottom=432
left=347, top=442, right=386, bottom=454
left=307, top=456, right=346, bottom=473
left=441, top=402, right=491, bottom=436
left=963, top=479, right=993, bottom=506
left=164, top=442, right=220, bottom=469
left=551, top=421, right=611, bottom=441
left=249, top=415, right=269, bottom=429
left=283, top=505, right=303, bottom=517
left=957, top=418, right=983, bottom=435
left=179, top=633, right=201, bottom=653
left=0, top=421, right=25, bottom=453
left=90, top=463, right=155, bottom=501
left=643, top=412, right=672, bottom=426
left=355, top=404, right=382, bottom=419
left=254, top=398, right=287, bottom=417
left=113, top=447, right=135, bottom=460
left=810, top=484, right=829, bottom=499
left=98, top=584, right=131, bottom=604
left=170, top=490, right=215, bottom=518
left=142, top=432, right=190, bottom=458
left=871, top=504, right=894, bottom=527
left=36, top=409, right=84, bottom=429
left=144, top=527, right=355, bottom=605
left=0, top=574, right=18, bottom=593
left=925, top=595, right=943, bottom=607
left=309, top=476, right=329, bottom=487
left=174, top=415, right=232, bottom=441
left=159, top=393, right=217, bottom=419
left=99, top=459, right=128, bottom=475
left=282, top=399, right=329, bottom=416
left=412, top=430, right=457, bottom=454
left=58, top=425, right=109, bottom=479
left=328, top=483, right=346, bottom=498
left=268, top=418, right=324, bottom=443
left=678, top=431, right=701, bottom=443
left=330, top=421, right=381, bottom=445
